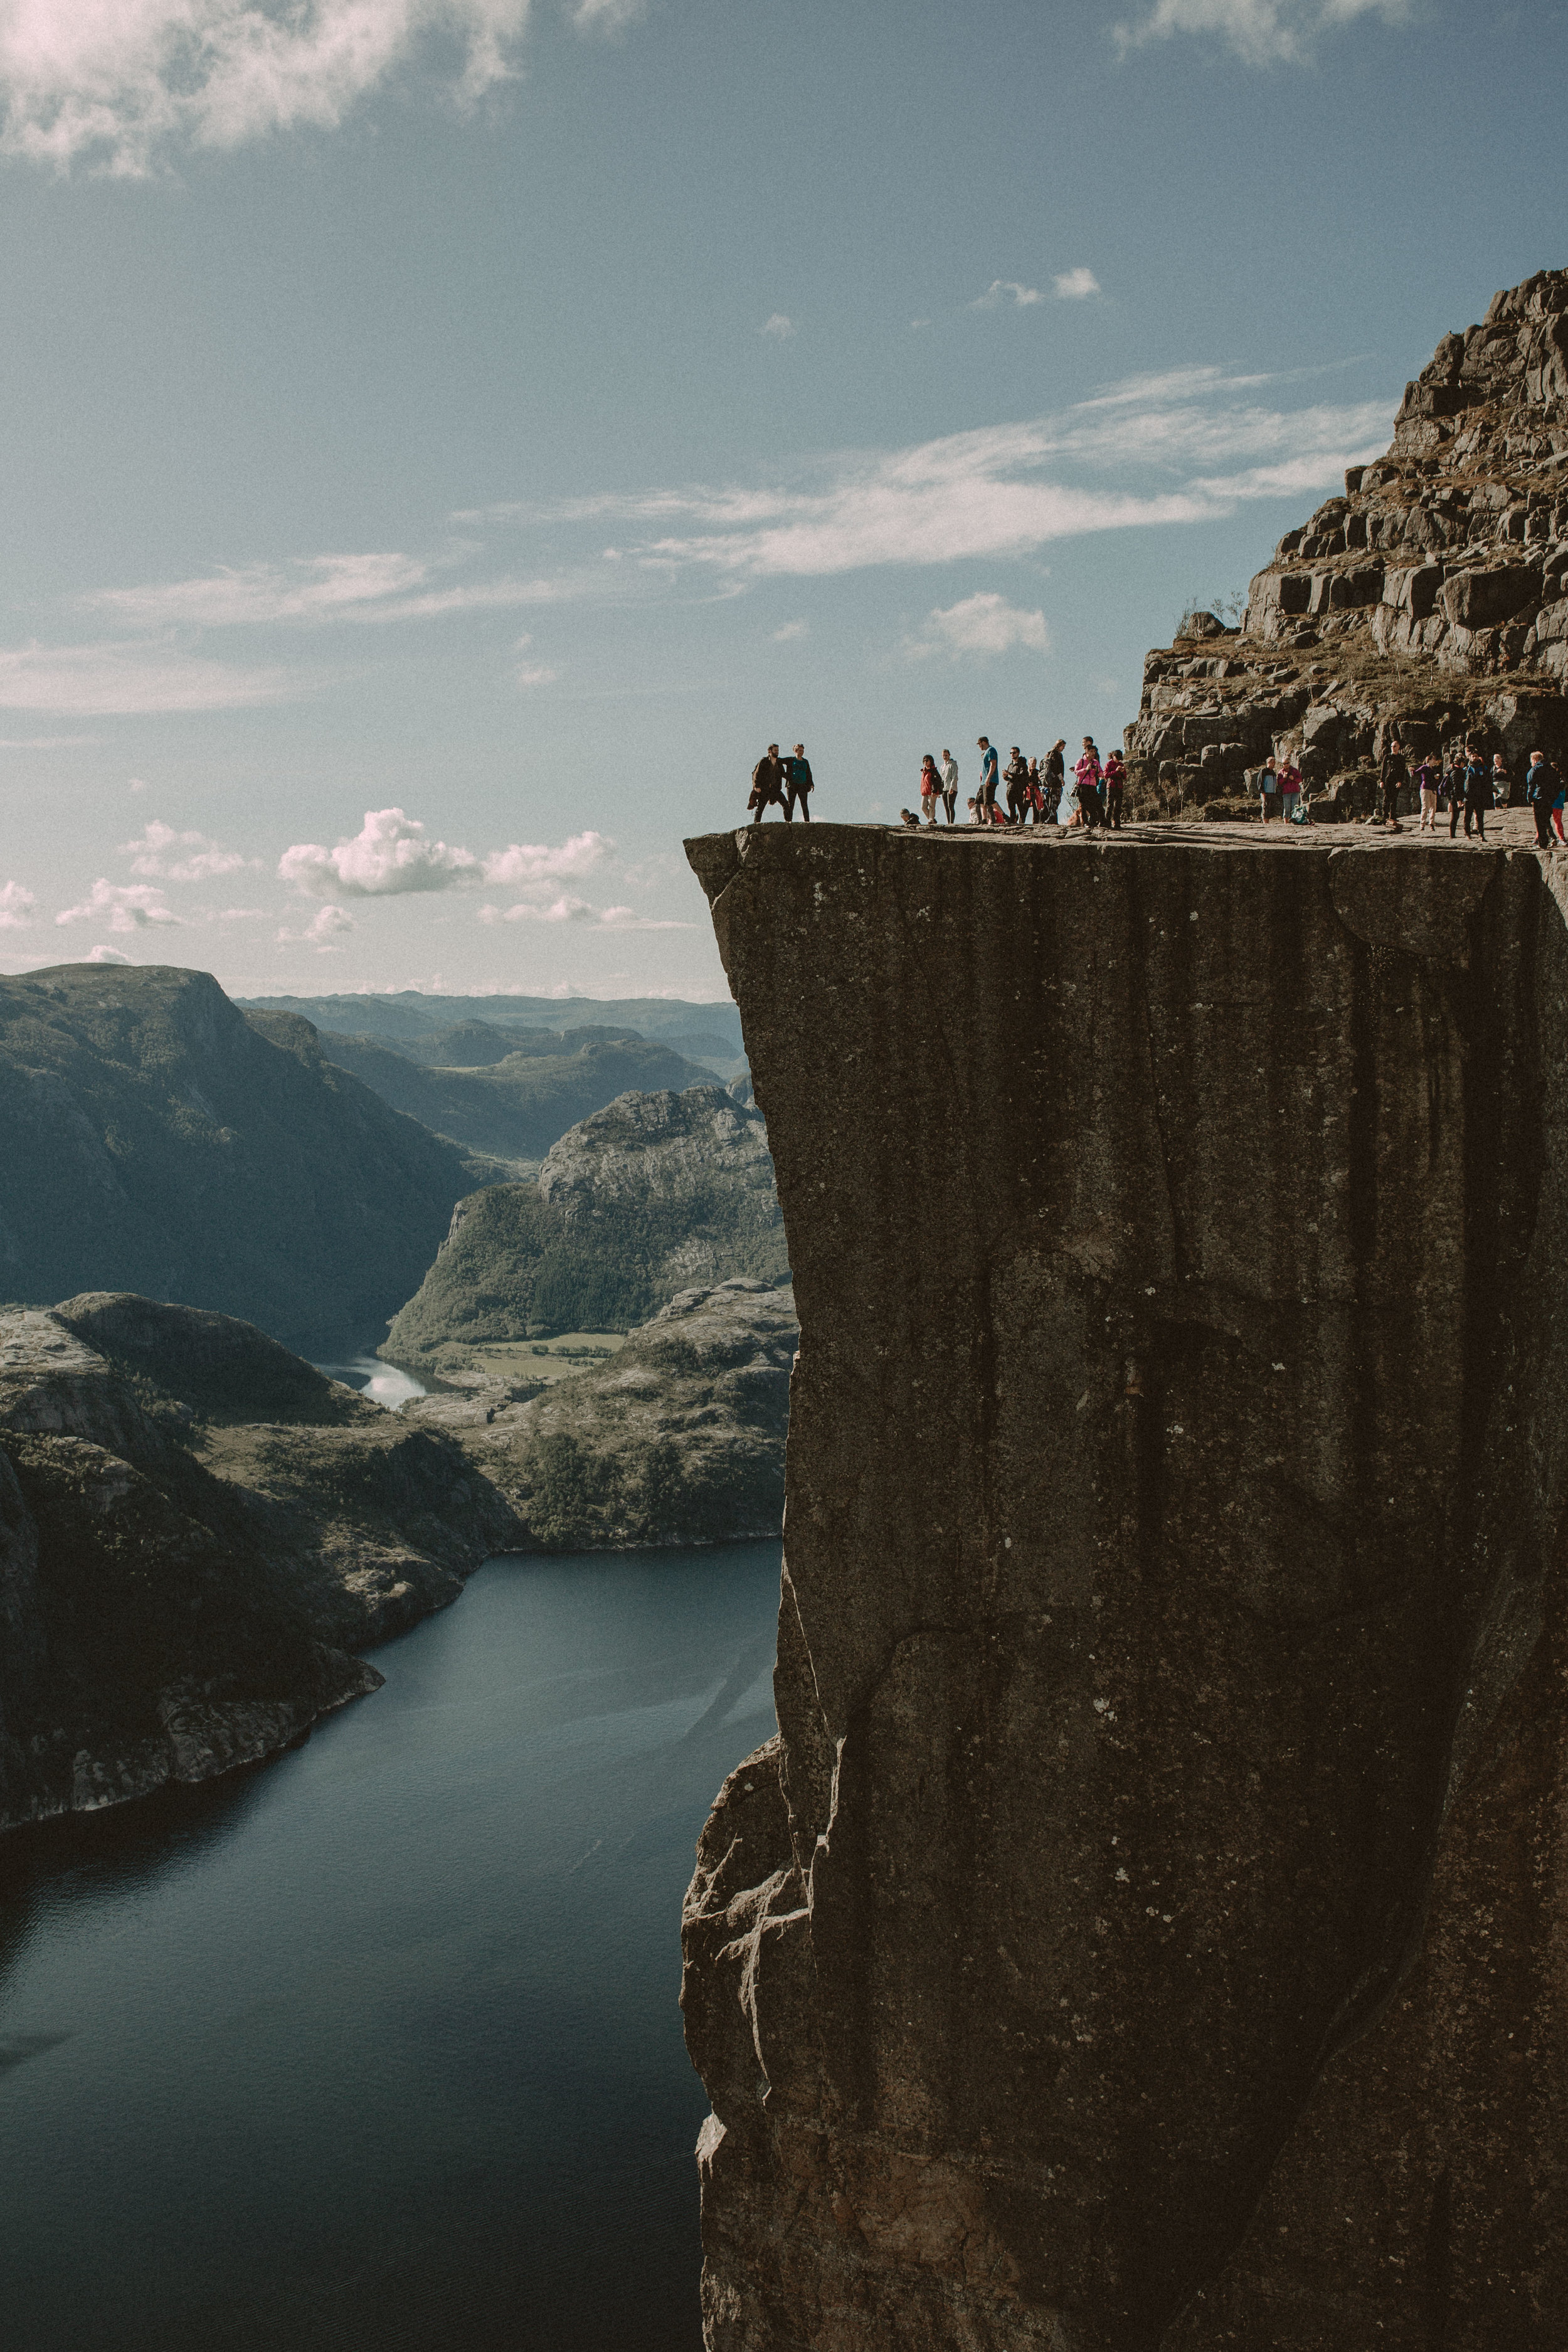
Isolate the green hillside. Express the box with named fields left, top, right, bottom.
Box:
left=238, top=988, right=744, bottom=1054
left=0, top=965, right=474, bottom=1353
left=384, top=1083, right=787, bottom=1369
left=314, top=1027, right=716, bottom=1160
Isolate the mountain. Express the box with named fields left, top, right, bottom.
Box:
left=1126, top=267, right=1568, bottom=813
left=0, top=1293, right=521, bottom=1835
left=311, top=1028, right=715, bottom=1162
left=411, top=1278, right=796, bottom=1551
left=0, top=965, right=474, bottom=1353
left=383, top=1084, right=788, bottom=1371
left=238, top=989, right=745, bottom=1054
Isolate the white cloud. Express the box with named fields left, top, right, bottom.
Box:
left=1054, top=268, right=1101, bottom=300
left=771, top=620, right=809, bottom=642
left=57, top=879, right=178, bottom=933
left=277, top=903, right=356, bottom=950
left=972, top=281, right=1043, bottom=310
left=0, top=733, right=102, bottom=749
left=570, top=0, right=645, bottom=27
left=546, top=369, right=1392, bottom=580
left=1113, top=0, right=1408, bottom=64
left=911, top=318, right=932, bottom=331
left=89, top=552, right=553, bottom=630
left=760, top=314, right=796, bottom=340
left=515, top=661, right=559, bottom=687
left=0, top=638, right=294, bottom=714
left=0, top=881, right=36, bottom=928
left=0, top=0, right=533, bottom=177
left=85, top=945, right=132, bottom=965
left=280, top=810, right=612, bottom=906
left=280, top=807, right=482, bottom=898
left=908, top=593, right=1050, bottom=660
left=121, top=820, right=250, bottom=881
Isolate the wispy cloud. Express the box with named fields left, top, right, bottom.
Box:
left=771, top=620, right=809, bottom=642
left=89, top=551, right=552, bottom=630
left=760, top=314, right=796, bottom=341
left=1054, top=267, right=1101, bottom=299
left=0, top=0, right=534, bottom=177
left=85, top=945, right=132, bottom=965
left=908, top=592, right=1050, bottom=660
left=0, top=881, right=36, bottom=928
left=57, top=879, right=178, bottom=933
left=972, top=281, right=1042, bottom=310
left=553, top=369, right=1391, bottom=580
left=0, top=638, right=294, bottom=714
left=1113, top=0, right=1409, bottom=65
left=121, top=821, right=250, bottom=881
left=0, top=734, right=102, bottom=750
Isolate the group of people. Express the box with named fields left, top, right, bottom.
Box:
left=747, top=743, right=814, bottom=822
left=1313, top=738, right=1568, bottom=847
left=902, top=738, right=1126, bottom=831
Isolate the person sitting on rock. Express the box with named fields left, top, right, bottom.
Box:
left=899, top=807, right=921, bottom=828
left=1103, top=749, right=1127, bottom=829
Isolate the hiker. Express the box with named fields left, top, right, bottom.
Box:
left=918, top=754, right=940, bottom=827
left=1415, top=753, right=1441, bottom=832
left=1491, top=753, right=1512, bottom=813
left=899, top=807, right=921, bottom=828
left=1003, top=746, right=1030, bottom=827
left=1277, top=756, right=1301, bottom=824
left=1257, top=755, right=1278, bottom=822
left=940, top=749, right=960, bottom=825
left=1102, top=748, right=1126, bottom=829
left=1075, top=739, right=1103, bottom=827
left=1527, top=751, right=1560, bottom=849
left=1044, top=741, right=1066, bottom=824
left=1463, top=748, right=1490, bottom=840
left=977, top=737, right=1001, bottom=824
left=783, top=743, right=814, bottom=822
left=748, top=744, right=786, bottom=824
left=1555, top=761, right=1567, bottom=846
left=1444, top=748, right=1468, bottom=838
left=1380, top=736, right=1407, bottom=828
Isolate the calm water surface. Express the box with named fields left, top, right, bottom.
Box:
left=0, top=1545, right=781, bottom=2352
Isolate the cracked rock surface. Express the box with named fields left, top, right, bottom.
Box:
left=681, top=820, right=1568, bottom=2351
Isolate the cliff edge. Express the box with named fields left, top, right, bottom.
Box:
left=680, top=820, right=1568, bottom=2349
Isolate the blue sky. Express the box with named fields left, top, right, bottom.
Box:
left=0, top=0, right=1562, bottom=998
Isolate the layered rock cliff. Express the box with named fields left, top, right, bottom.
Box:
left=681, top=821, right=1568, bottom=2349
left=1126, top=268, right=1568, bottom=810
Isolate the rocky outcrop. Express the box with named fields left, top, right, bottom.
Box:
left=0, top=1295, right=522, bottom=1833
left=0, top=963, right=474, bottom=1354
left=425, top=1277, right=795, bottom=1549
left=1126, top=269, right=1568, bottom=813
left=679, top=821, right=1568, bottom=2350
left=383, top=1085, right=787, bottom=1373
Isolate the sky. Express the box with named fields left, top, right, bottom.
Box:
left=0, top=0, right=1562, bottom=1000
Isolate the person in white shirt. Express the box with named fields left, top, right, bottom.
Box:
left=940, top=750, right=959, bottom=825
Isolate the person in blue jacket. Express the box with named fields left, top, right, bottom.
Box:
left=1527, top=750, right=1562, bottom=850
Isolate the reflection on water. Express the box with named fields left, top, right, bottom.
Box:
left=316, top=1355, right=428, bottom=1409
left=0, top=1544, right=781, bottom=2352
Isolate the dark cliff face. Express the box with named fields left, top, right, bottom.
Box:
left=679, top=822, right=1568, bottom=2351
left=1126, top=268, right=1568, bottom=810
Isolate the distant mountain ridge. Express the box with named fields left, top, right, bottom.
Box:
left=238, top=989, right=744, bottom=1054
left=0, top=965, right=474, bottom=1353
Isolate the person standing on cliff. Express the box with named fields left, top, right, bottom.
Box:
left=783, top=743, right=813, bottom=822
left=1277, top=755, right=1301, bottom=824
left=1102, top=748, right=1126, bottom=829
left=918, top=754, right=940, bottom=827
left=1415, top=753, right=1440, bottom=831
left=940, top=750, right=959, bottom=825
left=977, top=738, right=1000, bottom=824
left=1444, top=747, right=1467, bottom=838
left=1379, top=736, right=1407, bottom=829
left=749, top=744, right=785, bottom=824
left=1527, top=751, right=1560, bottom=849
left=1044, top=740, right=1066, bottom=824
left=1075, top=739, right=1104, bottom=827
left=1003, top=746, right=1030, bottom=826
left=1257, top=754, right=1278, bottom=822
left=1463, top=748, right=1490, bottom=840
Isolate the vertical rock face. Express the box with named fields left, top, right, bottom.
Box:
left=680, top=824, right=1568, bottom=2351
left=1125, top=268, right=1568, bottom=811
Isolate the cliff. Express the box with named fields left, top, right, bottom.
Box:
left=679, top=820, right=1568, bottom=2349
left=1126, top=268, right=1568, bottom=812
left=0, top=964, right=473, bottom=1353
left=0, top=1293, right=521, bottom=1833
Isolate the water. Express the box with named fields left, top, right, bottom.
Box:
left=316, top=1355, right=428, bottom=1409
left=0, top=1544, right=781, bottom=2352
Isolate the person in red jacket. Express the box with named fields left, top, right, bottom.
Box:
left=1102, top=749, right=1126, bottom=830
